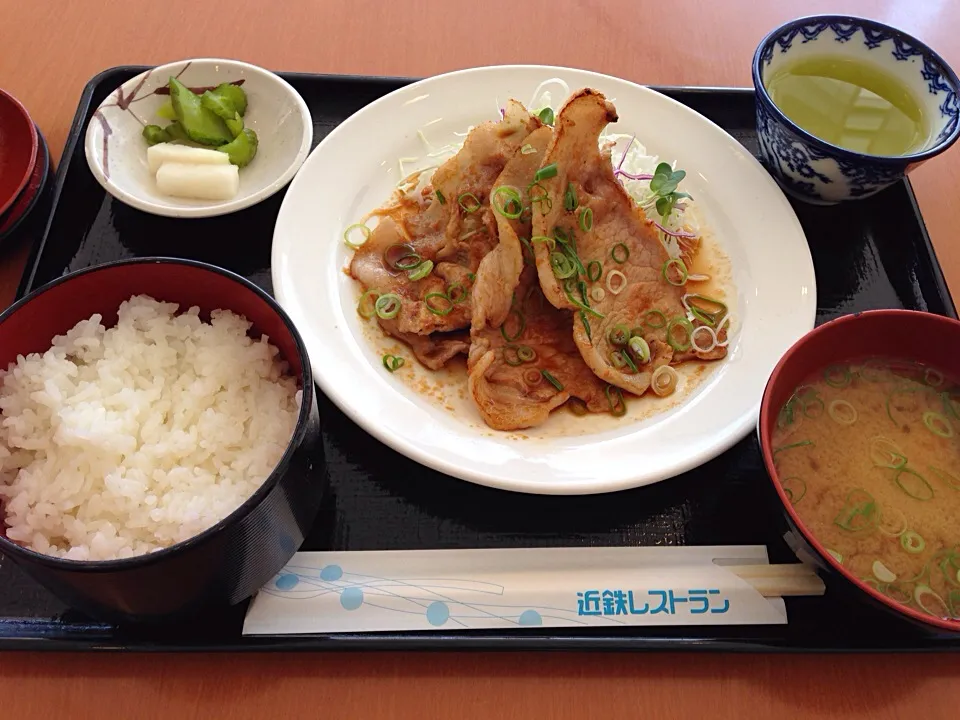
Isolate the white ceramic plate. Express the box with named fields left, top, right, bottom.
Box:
left=85, top=58, right=312, bottom=218
left=272, top=65, right=816, bottom=495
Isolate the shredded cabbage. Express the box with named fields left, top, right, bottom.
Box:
left=395, top=82, right=698, bottom=260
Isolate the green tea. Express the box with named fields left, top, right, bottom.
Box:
left=766, top=55, right=928, bottom=156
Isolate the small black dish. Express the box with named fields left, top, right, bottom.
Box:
left=0, top=257, right=325, bottom=623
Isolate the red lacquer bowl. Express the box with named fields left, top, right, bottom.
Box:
left=0, top=88, right=38, bottom=216
left=759, top=309, right=960, bottom=633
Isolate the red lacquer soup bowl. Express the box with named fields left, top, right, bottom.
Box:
left=759, top=309, right=960, bottom=634
left=0, top=88, right=38, bottom=216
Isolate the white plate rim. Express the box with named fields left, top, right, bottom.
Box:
left=271, top=64, right=817, bottom=495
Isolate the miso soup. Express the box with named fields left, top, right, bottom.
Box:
left=771, top=358, right=960, bottom=620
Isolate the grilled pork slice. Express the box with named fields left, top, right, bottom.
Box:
left=349, top=101, right=541, bottom=366
left=468, top=127, right=607, bottom=431
left=531, top=89, right=726, bottom=397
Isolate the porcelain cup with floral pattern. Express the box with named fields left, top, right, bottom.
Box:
left=752, top=15, right=960, bottom=205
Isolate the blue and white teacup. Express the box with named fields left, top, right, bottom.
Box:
left=752, top=15, right=960, bottom=204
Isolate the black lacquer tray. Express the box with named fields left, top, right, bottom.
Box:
left=1, top=67, right=958, bottom=651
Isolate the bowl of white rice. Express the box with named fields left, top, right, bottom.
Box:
left=0, top=257, right=323, bottom=622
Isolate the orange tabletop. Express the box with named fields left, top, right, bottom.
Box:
left=1, top=0, right=960, bottom=717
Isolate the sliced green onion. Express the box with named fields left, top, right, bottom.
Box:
left=833, top=488, right=878, bottom=532
left=458, top=192, right=481, bottom=213
left=605, top=270, right=627, bottom=296
left=563, top=183, right=578, bottom=211
left=357, top=290, right=380, bottom=319
left=425, top=292, right=454, bottom=316
left=519, top=237, right=535, bottom=266
left=901, top=530, right=926, bottom=554
left=923, top=410, right=954, bottom=438
left=826, top=549, right=843, bottom=564
left=435, top=189, right=446, bottom=205
left=828, top=399, right=858, bottom=425
left=877, top=506, right=907, bottom=537
left=587, top=260, right=602, bottom=283
left=520, top=143, right=537, bottom=155
left=651, top=365, right=679, bottom=397
left=611, top=243, right=630, bottom=264
left=608, top=324, right=631, bottom=347
left=895, top=467, right=934, bottom=501
left=824, top=365, right=852, bottom=388
left=382, top=354, right=405, bottom=372
left=541, top=369, right=563, bottom=391
left=408, top=259, right=434, bottom=281
left=929, top=465, right=960, bottom=491
left=662, top=257, right=688, bottom=286
left=629, top=336, right=651, bottom=364
left=492, top=186, right=523, bottom=219
left=502, top=345, right=523, bottom=367
left=580, top=311, right=592, bottom=341
left=950, top=590, right=960, bottom=619
left=538, top=107, right=555, bottom=125
left=466, top=272, right=476, bottom=284
left=620, top=349, right=639, bottom=373
left=591, top=287, right=606, bottom=303
left=914, top=584, right=950, bottom=618
left=527, top=182, right=552, bottom=212
left=610, top=351, right=627, bottom=369
left=563, top=279, right=605, bottom=318
left=374, top=293, right=402, bottom=320
left=781, top=477, right=806, bottom=504
left=578, top=207, right=594, bottom=232
left=923, top=367, right=944, bottom=387
left=530, top=235, right=556, bottom=251
left=872, top=560, right=897, bottom=583
left=567, top=398, right=589, bottom=416
left=550, top=251, right=577, bottom=279
left=534, top=163, right=558, bottom=181
left=605, top=384, right=627, bottom=417
left=516, top=345, right=537, bottom=362
left=553, top=226, right=573, bottom=247
left=869, top=436, right=907, bottom=469
left=645, top=310, right=667, bottom=329
left=447, top=283, right=468, bottom=305
left=684, top=294, right=727, bottom=327
left=883, top=583, right=912, bottom=605
left=666, top=316, right=693, bottom=352
left=392, top=251, right=422, bottom=270
left=903, top=560, right=931, bottom=584
left=343, top=223, right=372, bottom=249
left=777, top=397, right=800, bottom=430
left=794, top=387, right=824, bottom=419
left=500, top=309, right=526, bottom=341
left=772, top=439, right=813, bottom=464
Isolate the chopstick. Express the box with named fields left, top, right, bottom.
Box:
left=724, top=563, right=826, bottom=597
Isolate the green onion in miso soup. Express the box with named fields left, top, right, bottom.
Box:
left=771, top=358, right=960, bottom=621
left=765, top=56, right=929, bottom=156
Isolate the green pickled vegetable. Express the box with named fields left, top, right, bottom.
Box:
left=225, top=112, right=244, bottom=138
left=142, top=124, right=172, bottom=146
left=216, top=128, right=258, bottom=167
left=164, top=121, right=189, bottom=142
left=201, top=90, right=237, bottom=120
left=168, top=77, right=232, bottom=146
left=156, top=100, right=177, bottom=121
left=211, top=83, right=247, bottom=116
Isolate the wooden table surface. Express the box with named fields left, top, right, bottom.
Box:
left=1, top=0, right=960, bottom=717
